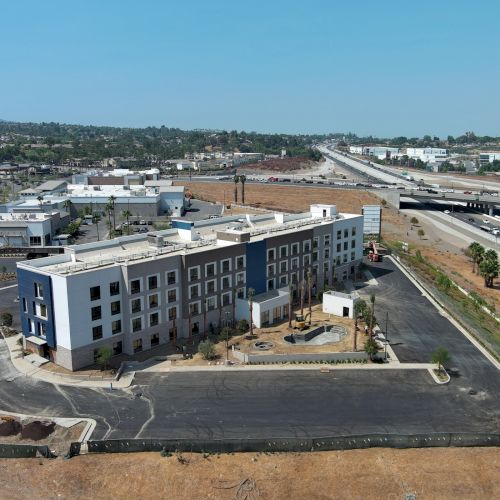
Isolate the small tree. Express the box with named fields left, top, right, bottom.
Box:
left=198, top=339, right=216, bottom=360
left=237, top=319, right=248, bottom=333
left=97, top=346, right=112, bottom=371
left=219, top=326, right=232, bottom=362
left=364, top=338, right=379, bottom=360
left=0, top=311, right=13, bottom=327
left=431, top=347, right=450, bottom=374
left=417, top=229, right=425, bottom=239
left=410, top=217, right=418, bottom=229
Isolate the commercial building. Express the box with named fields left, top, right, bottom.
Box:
left=17, top=204, right=364, bottom=370
left=406, top=148, right=449, bottom=163
left=349, top=146, right=400, bottom=160
left=479, top=152, right=500, bottom=165
left=0, top=211, right=69, bottom=247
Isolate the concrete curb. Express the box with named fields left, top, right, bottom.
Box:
left=387, top=255, right=500, bottom=371
left=427, top=367, right=450, bottom=385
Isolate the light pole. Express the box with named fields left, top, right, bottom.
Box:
left=384, top=311, right=389, bottom=361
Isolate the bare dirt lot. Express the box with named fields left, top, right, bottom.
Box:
left=181, top=182, right=379, bottom=214
left=0, top=447, right=498, bottom=499
left=238, top=156, right=315, bottom=173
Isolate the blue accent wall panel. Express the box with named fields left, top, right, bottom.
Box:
left=17, top=268, right=56, bottom=348
left=171, top=220, right=193, bottom=230
left=246, top=240, right=266, bottom=294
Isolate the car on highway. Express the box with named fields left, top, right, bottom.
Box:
left=483, top=219, right=490, bottom=224
left=444, top=210, right=450, bottom=214
left=464, top=191, right=472, bottom=195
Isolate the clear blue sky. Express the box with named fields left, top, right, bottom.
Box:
left=1, top=0, right=499, bottom=137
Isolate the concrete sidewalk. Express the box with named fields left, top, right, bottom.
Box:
left=1, top=333, right=134, bottom=389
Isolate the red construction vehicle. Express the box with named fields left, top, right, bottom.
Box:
left=367, top=240, right=381, bottom=262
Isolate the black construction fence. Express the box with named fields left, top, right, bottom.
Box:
left=0, top=443, right=56, bottom=459
left=80, top=433, right=500, bottom=456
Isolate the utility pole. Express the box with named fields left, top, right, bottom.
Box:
left=384, top=311, right=389, bottom=361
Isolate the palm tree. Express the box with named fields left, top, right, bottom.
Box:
left=240, top=174, right=246, bottom=204
left=475, top=245, right=485, bottom=276
left=307, top=269, right=313, bottom=325
left=299, top=279, right=306, bottom=317
left=288, top=282, right=293, bottom=328
left=108, top=195, right=117, bottom=232
left=468, top=242, right=484, bottom=273
left=353, top=299, right=367, bottom=351
left=248, top=287, right=255, bottom=337
left=432, top=347, right=451, bottom=375
left=105, top=202, right=113, bottom=239
left=233, top=175, right=239, bottom=203
left=62, top=199, right=73, bottom=218
left=37, top=195, right=44, bottom=211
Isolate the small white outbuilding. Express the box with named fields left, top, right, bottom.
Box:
left=322, top=290, right=360, bottom=319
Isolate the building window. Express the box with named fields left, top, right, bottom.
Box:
left=237, top=287, right=245, bottom=299
left=132, top=317, right=142, bottom=333
left=303, top=255, right=311, bottom=267
left=291, top=257, right=299, bottom=270
left=148, top=294, right=159, bottom=309
left=22, top=298, right=27, bottom=313
left=279, top=275, right=288, bottom=287
left=205, top=262, right=216, bottom=277
left=292, top=242, right=300, bottom=255
left=221, top=276, right=231, bottom=290
left=109, top=281, right=120, bottom=296
left=168, top=307, right=177, bottom=320
left=280, top=245, right=288, bottom=258
left=150, top=333, right=160, bottom=346
left=221, top=259, right=231, bottom=273
left=113, top=341, right=122, bottom=355
left=351, top=239, right=356, bottom=249
left=324, top=234, right=331, bottom=246
left=280, top=261, right=288, bottom=273
left=90, top=286, right=100, bottom=301
left=91, top=306, right=102, bottom=321
left=290, top=272, right=298, bottom=284
left=206, top=296, right=217, bottom=311
left=189, top=284, right=200, bottom=299
left=29, top=236, right=42, bottom=246
left=222, top=292, right=231, bottom=306
left=148, top=275, right=158, bottom=290
left=34, top=282, right=44, bottom=299
left=39, top=303, right=47, bottom=319
left=92, top=325, right=103, bottom=341
left=167, top=270, right=177, bottom=285
left=189, top=302, right=200, bottom=315
left=131, top=298, right=142, bottom=314
left=112, top=320, right=121, bottom=335
left=324, top=248, right=330, bottom=259
left=343, top=241, right=348, bottom=251
left=130, top=279, right=141, bottom=295
left=303, top=240, right=311, bottom=253
left=267, top=278, right=275, bottom=291
left=236, top=256, right=245, bottom=270
left=133, top=338, right=143, bottom=353
left=206, top=279, right=216, bottom=294
left=267, top=263, right=275, bottom=277
left=312, top=251, right=318, bottom=262
left=336, top=243, right=341, bottom=252
left=149, top=312, right=159, bottom=327
left=344, top=229, right=348, bottom=238
left=189, top=266, right=200, bottom=282
left=352, top=227, right=356, bottom=236
left=267, top=248, right=275, bottom=261
left=343, top=254, right=348, bottom=263
left=351, top=251, right=356, bottom=261
left=336, top=256, right=341, bottom=265
left=336, top=230, right=342, bottom=239
left=167, top=288, right=177, bottom=303
left=312, top=238, right=318, bottom=250
left=236, top=272, right=245, bottom=286
left=37, top=322, right=47, bottom=337
left=111, top=301, right=121, bottom=315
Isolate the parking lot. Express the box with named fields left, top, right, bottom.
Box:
left=359, top=258, right=500, bottom=395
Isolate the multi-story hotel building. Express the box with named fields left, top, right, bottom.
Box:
left=17, top=204, right=364, bottom=370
